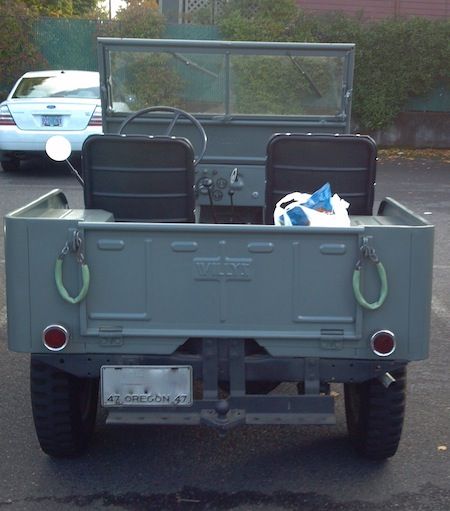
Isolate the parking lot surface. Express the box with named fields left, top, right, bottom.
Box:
left=0, top=155, right=449, bottom=510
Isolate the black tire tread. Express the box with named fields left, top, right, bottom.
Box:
left=345, top=367, right=406, bottom=460
left=30, top=357, right=98, bottom=458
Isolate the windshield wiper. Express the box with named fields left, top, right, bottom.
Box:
left=288, top=55, right=322, bottom=98
left=171, top=53, right=219, bottom=79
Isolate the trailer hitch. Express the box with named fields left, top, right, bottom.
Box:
left=200, top=401, right=245, bottom=431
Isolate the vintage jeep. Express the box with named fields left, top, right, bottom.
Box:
left=5, top=38, right=433, bottom=459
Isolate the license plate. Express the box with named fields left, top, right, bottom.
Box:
left=42, top=115, right=62, bottom=127
left=101, top=366, right=193, bottom=407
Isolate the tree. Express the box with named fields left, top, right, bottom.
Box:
left=99, top=0, right=180, bottom=111
left=122, top=0, right=159, bottom=7
left=22, top=0, right=72, bottom=16
left=113, top=0, right=163, bottom=38
left=0, top=0, right=47, bottom=99
left=78, top=1, right=109, bottom=19
left=219, top=0, right=307, bottom=41
left=72, top=0, right=99, bottom=16
left=21, top=0, right=98, bottom=17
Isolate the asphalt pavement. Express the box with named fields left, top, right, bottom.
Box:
left=0, top=155, right=449, bottom=510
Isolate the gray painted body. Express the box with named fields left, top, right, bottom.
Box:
left=6, top=190, right=433, bottom=363
left=3, top=39, right=434, bottom=428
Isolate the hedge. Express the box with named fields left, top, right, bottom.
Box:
left=217, top=0, right=450, bottom=130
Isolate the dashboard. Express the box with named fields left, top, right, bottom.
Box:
left=195, top=163, right=265, bottom=207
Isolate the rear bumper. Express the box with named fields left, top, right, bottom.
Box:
left=32, top=344, right=407, bottom=428
left=32, top=350, right=407, bottom=383
left=105, top=394, right=337, bottom=428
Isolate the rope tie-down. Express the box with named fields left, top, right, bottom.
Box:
left=352, top=236, right=388, bottom=310
left=55, top=230, right=90, bottom=304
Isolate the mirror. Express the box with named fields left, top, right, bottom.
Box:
left=45, top=136, right=72, bottom=161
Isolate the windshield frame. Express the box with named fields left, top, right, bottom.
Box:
left=98, top=38, right=354, bottom=129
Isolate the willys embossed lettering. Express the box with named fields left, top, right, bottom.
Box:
left=194, top=257, right=252, bottom=280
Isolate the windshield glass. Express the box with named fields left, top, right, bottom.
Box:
left=13, top=73, right=100, bottom=99
left=230, top=54, right=344, bottom=116
left=108, top=49, right=346, bottom=117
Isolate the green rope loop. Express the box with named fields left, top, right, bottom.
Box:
left=352, top=261, right=388, bottom=310
left=55, top=258, right=90, bottom=304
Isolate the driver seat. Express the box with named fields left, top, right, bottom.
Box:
left=82, top=134, right=196, bottom=222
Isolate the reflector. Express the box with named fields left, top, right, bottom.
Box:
left=43, top=325, right=69, bottom=351
left=371, top=330, right=396, bottom=357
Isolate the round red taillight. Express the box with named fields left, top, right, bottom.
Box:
left=371, top=330, right=396, bottom=357
left=42, top=325, right=69, bottom=351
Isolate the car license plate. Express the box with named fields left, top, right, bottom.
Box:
left=101, top=366, right=193, bottom=407
left=42, top=115, right=62, bottom=127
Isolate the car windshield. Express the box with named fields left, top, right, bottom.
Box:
left=108, top=48, right=346, bottom=117
left=12, top=73, right=100, bottom=99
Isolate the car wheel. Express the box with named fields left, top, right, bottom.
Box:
left=344, top=367, right=406, bottom=460
left=1, top=158, right=20, bottom=172
left=30, top=356, right=99, bottom=458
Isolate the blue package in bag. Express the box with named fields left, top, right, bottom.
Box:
left=285, top=205, right=310, bottom=226
left=303, top=182, right=333, bottom=212
left=274, top=183, right=350, bottom=227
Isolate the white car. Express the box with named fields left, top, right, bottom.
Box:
left=0, top=70, right=102, bottom=172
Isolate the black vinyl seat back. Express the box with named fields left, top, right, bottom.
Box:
left=265, top=133, right=377, bottom=223
left=82, top=135, right=196, bottom=222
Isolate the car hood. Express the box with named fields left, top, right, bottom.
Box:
left=6, top=98, right=99, bottom=131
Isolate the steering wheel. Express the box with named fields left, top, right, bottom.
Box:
left=118, top=106, right=207, bottom=166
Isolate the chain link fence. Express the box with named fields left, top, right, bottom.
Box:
left=0, top=17, right=220, bottom=98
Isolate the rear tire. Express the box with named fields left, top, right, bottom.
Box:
left=1, top=158, right=20, bottom=172
left=344, top=367, right=406, bottom=460
left=30, top=356, right=99, bottom=458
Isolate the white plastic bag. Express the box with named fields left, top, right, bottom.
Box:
left=273, top=184, right=351, bottom=227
